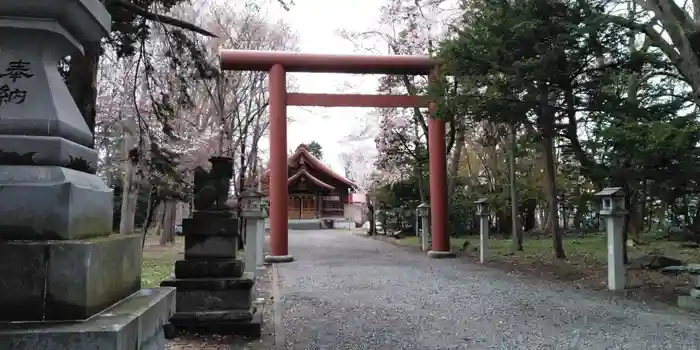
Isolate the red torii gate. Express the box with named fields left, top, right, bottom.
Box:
left=219, top=50, right=455, bottom=262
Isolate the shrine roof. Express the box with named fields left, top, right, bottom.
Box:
left=255, top=144, right=358, bottom=189
left=287, top=168, right=335, bottom=190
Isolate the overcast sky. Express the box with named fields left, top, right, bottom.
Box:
left=258, top=0, right=383, bottom=175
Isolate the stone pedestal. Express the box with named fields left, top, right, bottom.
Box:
left=417, top=203, right=430, bottom=252
left=0, top=2, right=176, bottom=349
left=421, top=216, right=431, bottom=252
left=241, top=187, right=266, bottom=277
left=161, top=210, right=262, bottom=338
left=604, top=214, right=626, bottom=290
left=257, top=219, right=266, bottom=263
left=478, top=214, right=489, bottom=264
left=245, top=217, right=265, bottom=276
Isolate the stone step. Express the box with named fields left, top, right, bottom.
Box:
left=168, top=307, right=263, bottom=339
left=161, top=273, right=255, bottom=291
left=0, top=287, right=176, bottom=350
left=172, top=309, right=253, bottom=322
left=288, top=221, right=322, bottom=230
left=174, top=259, right=244, bottom=279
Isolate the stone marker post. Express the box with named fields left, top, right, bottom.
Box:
left=415, top=208, right=420, bottom=237
left=417, top=202, right=431, bottom=252
left=161, top=157, right=262, bottom=339
left=475, top=198, right=490, bottom=263
left=260, top=198, right=269, bottom=259
left=0, top=1, right=175, bottom=349
left=241, top=187, right=265, bottom=277
left=594, top=187, right=627, bottom=291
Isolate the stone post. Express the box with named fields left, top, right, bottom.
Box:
left=257, top=218, right=266, bottom=262
left=241, top=188, right=265, bottom=277
left=417, top=203, right=431, bottom=252
left=415, top=208, right=420, bottom=237
left=594, top=187, right=627, bottom=291
left=259, top=198, right=269, bottom=261
left=0, top=1, right=175, bottom=349
left=161, top=158, right=262, bottom=339
left=474, top=198, right=490, bottom=263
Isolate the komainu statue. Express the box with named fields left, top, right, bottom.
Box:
left=193, top=157, right=234, bottom=211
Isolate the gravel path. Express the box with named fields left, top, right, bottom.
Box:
left=275, top=229, right=700, bottom=350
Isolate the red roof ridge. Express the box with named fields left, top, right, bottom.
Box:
left=287, top=168, right=335, bottom=190
left=288, top=145, right=357, bottom=188
left=254, top=144, right=358, bottom=189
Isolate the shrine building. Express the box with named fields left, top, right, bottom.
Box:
left=257, top=144, right=358, bottom=222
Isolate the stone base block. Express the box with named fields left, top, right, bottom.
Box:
left=264, top=254, right=294, bottom=264
left=0, top=234, right=142, bottom=321
left=174, top=259, right=243, bottom=279
left=161, top=273, right=254, bottom=312
left=427, top=250, right=457, bottom=259
left=174, top=287, right=253, bottom=312
left=184, top=234, right=238, bottom=260
left=678, top=295, right=700, bottom=311
left=0, top=287, right=176, bottom=350
left=0, top=165, right=113, bottom=240
left=183, top=215, right=238, bottom=236
left=192, top=210, right=235, bottom=220
left=169, top=308, right=263, bottom=339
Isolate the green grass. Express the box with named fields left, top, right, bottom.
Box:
left=397, top=232, right=700, bottom=264
left=141, top=259, right=174, bottom=288
left=395, top=235, right=469, bottom=251
left=396, top=234, right=608, bottom=262
left=464, top=235, right=609, bottom=263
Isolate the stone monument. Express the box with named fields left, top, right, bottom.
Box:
left=0, top=1, right=175, bottom=349
left=161, top=156, right=262, bottom=338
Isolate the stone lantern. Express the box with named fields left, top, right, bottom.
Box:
left=417, top=202, right=430, bottom=251
left=474, top=197, right=489, bottom=216
left=416, top=202, right=430, bottom=218
left=474, top=198, right=490, bottom=263
left=594, top=187, right=627, bottom=291
left=240, top=187, right=265, bottom=219
left=0, top=1, right=175, bottom=348
left=240, top=187, right=265, bottom=275
left=595, top=187, right=626, bottom=216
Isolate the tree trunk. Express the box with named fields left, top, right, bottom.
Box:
left=448, top=122, right=464, bottom=198
left=508, top=124, right=523, bottom=250
left=119, top=125, right=139, bottom=234
left=159, top=200, right=177, bottom=246
left=542, top=131, right=564, bottom=258
left=153, top=202, right=165, bottom=236
left=141, top=189, right=161, bottom=250
left=523, top=198, right=537, bottom=232
left=539, top=86, right=565, bottom=259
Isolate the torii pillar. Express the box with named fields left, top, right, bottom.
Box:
left=220, top=50, right=457, bottom=261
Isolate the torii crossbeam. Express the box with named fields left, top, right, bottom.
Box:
left=219, top=50, right=456, bottom=262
